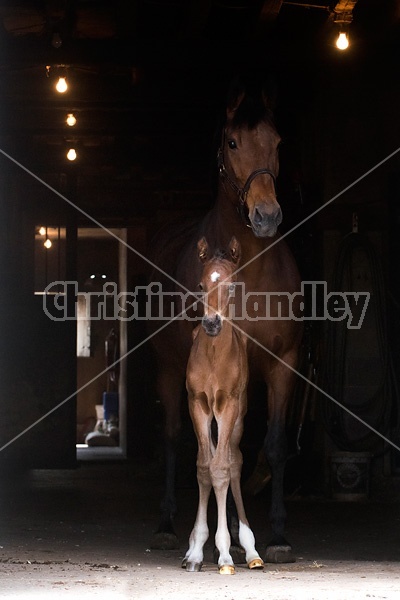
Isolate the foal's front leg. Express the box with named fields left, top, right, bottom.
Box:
left=229, top=417, right=264, bottom=570
left=211, top=396, right=240, bottom=575
left=212, top=463, right=234, bottom=574
left=183, top=397, right=212, bottom=572
left=183, top=464, right=212, bottom=571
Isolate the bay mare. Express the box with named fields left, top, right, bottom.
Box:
left=148, top=78, right=303, bottom=563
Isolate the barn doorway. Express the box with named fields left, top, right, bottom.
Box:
left=75, top=227, right=128, bottom=460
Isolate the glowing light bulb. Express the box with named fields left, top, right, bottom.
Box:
left=66, top=113, right=77, bottom=127
left=38, top=226, right=46, bottom=236
left=56, top=76, right=68, bottom=93
left=44, top=238, right=52, bottom=249
left=336, top=32, right=349, bottom=50
left=67, top=148, right=77, bottom=161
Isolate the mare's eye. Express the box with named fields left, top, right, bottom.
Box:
left=198, top=283, right=203, bottom=291
left=228, top=139, right=237, bottom=150
left=228, top=284, right=235, bottom=295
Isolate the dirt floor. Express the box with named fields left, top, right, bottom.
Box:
left=0, top=459, right=400, bottom=599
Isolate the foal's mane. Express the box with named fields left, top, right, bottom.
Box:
left=212, top=249, right=229, bottom=261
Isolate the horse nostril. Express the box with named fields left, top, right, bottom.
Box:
left=254, top=205, right=282, bottom=228
left=254, top=207, right=263, bottom=224
left=202, top=314, right=222, bottom=336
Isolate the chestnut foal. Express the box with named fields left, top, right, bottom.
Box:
left=183, top=236, right=263, bottom=575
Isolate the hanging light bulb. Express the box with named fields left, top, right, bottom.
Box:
left=336, top=31, right=349, bottom=50
left=67, top=148, right=77, bottom=161
left=38, top=226, right=46, bottom=236
left=56, top=76, right=68, bottom=93
left=66, top=113, right=77, bottom=127
left=333, top=6, right=354, bottom=51
left=44, top=238, right=52, bottom=249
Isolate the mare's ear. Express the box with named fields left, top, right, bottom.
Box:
left=229, top=236, right=241, bottom=264
left=226, top=91, right=244, bottom=121
left=197, top=237, right=209, bottom=263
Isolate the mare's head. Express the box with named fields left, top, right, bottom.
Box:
left=218, top=78, right=282, bottom=238
left=197, top=236, right=241, bottom=337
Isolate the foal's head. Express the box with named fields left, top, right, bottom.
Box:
left=197, top=236, right=241, bottom=337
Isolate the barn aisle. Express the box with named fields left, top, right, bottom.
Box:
left=0, top=461, right=399, bottom=599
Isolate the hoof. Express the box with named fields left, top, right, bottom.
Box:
left=150, top=532, right=180, bottom=550
left=248, top=557, right=264, bottom=570
left=219, top=564, right=235, bottom=575
left=213, top=545, right=246, bottom=564
left=184, top=560, right=203, bottom=572
left=264, top=544, right=295, bottom=564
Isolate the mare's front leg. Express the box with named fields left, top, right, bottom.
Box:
left=264, top=354, right=298, bottom=563
left=151, top=364, right=185, bottom=550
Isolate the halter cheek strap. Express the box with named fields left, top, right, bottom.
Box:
left=240, top=167, right=276, bottom=204
left=217, top=144, right=277, bottom=206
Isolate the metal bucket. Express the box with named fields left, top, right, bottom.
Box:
left=330, top=452, right=372, bottom=501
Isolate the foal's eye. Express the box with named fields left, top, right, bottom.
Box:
left=198, top=283, right=203, bottom=291
left=227, top=139, right=237, bottom=150
left=228, top=284, right=235, bottom=294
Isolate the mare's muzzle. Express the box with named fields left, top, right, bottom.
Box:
left=202, top=314, right=222, bottom=337
left=250, top=204, right=282, bottom=238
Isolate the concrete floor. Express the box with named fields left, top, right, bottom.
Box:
left=0, top=459, right=400, bottom=599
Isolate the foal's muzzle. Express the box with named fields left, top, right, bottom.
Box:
left=202, top=314, right=222, bottom=337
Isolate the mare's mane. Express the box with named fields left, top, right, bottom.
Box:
left=227, top=76, right=276, bottom=129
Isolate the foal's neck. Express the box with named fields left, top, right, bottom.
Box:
left=200, top=319, right=239, bottom=351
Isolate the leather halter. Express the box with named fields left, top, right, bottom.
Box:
left=217, top=130, right=277, bottom=208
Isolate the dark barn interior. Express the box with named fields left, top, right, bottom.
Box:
left=1, top=0, right=400, bottom=594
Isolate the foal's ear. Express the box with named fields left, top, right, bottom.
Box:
left=197, top=237, right=209, bottom=263
left=229, top=236, right=241, bottom=264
